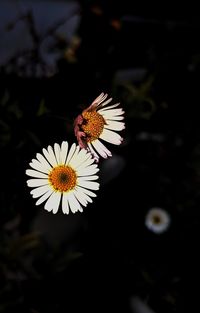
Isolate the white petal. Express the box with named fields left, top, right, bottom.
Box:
left=81, top=194, right=92, bottom=204
left=91, top=92, right=108, bottom=107
left=68, top=145, right=81, bottom=166
left=74, top=188, right=93, bottom=205
left=106, top=116, right=124, bottom=121
left=102, top=113, right=124, bottom=121
left=92, top=140, right=112, bottom=158
left=36, top=153, right=52, bottom=171
left=78, top=206, right=83, bottom=212
left=62, top=193, right=69, bottom=214
left=30, top=185, right=50, bottom=198
left=54, top=143, right=61, bottom=164
left=27, top=179, right=48, bottom=187
left=73, top=190, right=88, bottom=207
left=75, top=155, right=94, bottom=170
left=29, top=159, right=50, bottom=174
left=26, top=169, right=48, bottom=178
left=97, top=93, right=108, bottom=104
left=42, top=147, right=57, bottom=167
left=36, top=190, right=54, bottom=206
left=77, top=180, right=99, bottom=190
left=91, top=92, right=104, bottom=105
left=76, top=186, right=97, bottom=198
left=98, top=102, right=119, bottom=110
left=91, top=140, right=107, bottom=158
left=65, top=143, right=77, bottom=165
left=47, top=145, right=58, bottom=166
left=78, top=164, right=99, bottom=176
left=60, top=141, right=68, bottom=164
left=100, top=128, right=123, bottom=145
left=87, top=143, right=100, bottom=161
left=100, top=108, right=124, bottom=117
left=68, top=192, right=82, bottom=213
left=77, top=175, right=98, bottom=182
left=69, top=148, right=89, bottom=168
left=44, top=192, right=61, bottom=214
left=77, top=194, right=93, bottom=206
left=74, top=152, right=91, bottom=168
left=104, top=121, right=125, bottom=131
left=98, top=97, right=113, bottom=107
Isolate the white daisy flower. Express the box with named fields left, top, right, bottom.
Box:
left=74, top=92, right=125, bottom=161
left=26, top=141, right=99, bottom=214
left=145, top=207, right=170, bottom=234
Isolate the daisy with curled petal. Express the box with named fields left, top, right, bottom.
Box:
left=26, top=141, right=99, bottom=214
left=74, top=92, right=125, bottom=161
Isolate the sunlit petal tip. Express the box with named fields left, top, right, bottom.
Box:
left=45, top=208, right=52, bottom=213
left=26, top=180, right=32, bottom=187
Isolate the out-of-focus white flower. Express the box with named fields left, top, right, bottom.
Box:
left=74, top=92, right=125, bottom=161
left=130, top=296, right=156, bottom=313
left=145, top=207, right=170, bottom=234
left=26, top=141, right=99, bottom=214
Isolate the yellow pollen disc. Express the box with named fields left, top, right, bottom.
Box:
left=82, top=111, right=105, bottom=142
left=48, top=165, right=77, bottom=192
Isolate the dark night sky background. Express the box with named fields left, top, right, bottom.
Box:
left=1, top=1, right=200, bottom=313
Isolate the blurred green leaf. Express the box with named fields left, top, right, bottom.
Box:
left=116, top=76, right=156, bottom=119
left=7, top=102, right=23, bottom=119
left=8, top=233, right=40, bottom=258
left=55, top=251, right=83, bottom=272
left=37, top=99, right=49, bottom=117
left=0, top=90, right=10, bottom=107
left=0, top=120, right=11, bottom=146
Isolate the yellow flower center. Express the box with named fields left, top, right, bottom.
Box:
left=82, top=111, right=105, bottom=142
left=48, top=165, right=77, bottom=192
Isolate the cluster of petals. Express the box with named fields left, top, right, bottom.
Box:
left=74, top=92, right=125, bottom=161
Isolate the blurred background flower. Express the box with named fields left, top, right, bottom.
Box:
left=145, top=207, right=170, bottom=234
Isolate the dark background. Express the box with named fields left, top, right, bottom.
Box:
left=1, top=1, right=200, bottom=312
